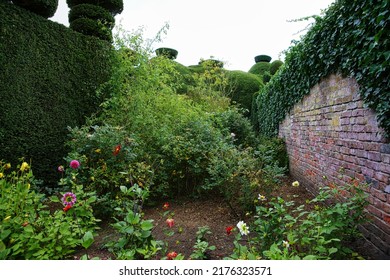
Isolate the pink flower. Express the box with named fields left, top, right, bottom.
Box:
left=62, top=192, right=77, bottom=206
left=57, top=165, right=65, bottom=172
left=69, top=160, right=80, bottom=169
left=166, top=218, right=174, bottom=228
left=162, top=202, right=170, bottom=210
left=166, top=251, right=178, bottom=260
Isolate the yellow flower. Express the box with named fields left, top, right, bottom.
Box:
left=292, top=181, right=300, bottom=187
left=95, top=148, right=101, bottom=153
left=20, top=162, right=29, bottom=172
left=4, top=163, right=11, bottom=170
left=0, top=173, right=3, bottom=179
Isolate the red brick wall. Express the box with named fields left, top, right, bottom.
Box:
left=279, top=74, right=390, bottom=257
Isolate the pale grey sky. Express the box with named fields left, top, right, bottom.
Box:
left=50, top=0, right=335, bottom=71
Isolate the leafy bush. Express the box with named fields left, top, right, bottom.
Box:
left=270, top=60, right=283, bottom=75
left=225, top=70, right=263, bottom=116
left=12, top=0, right=58, bottom=18
left=256, top=0, right=390, bottom=137
left=0, top=161, right=99, bottom=259
left=227, top=180, right=369, bottom=260
left=155, top=47, right=178, bottom=59
left=248, top=61, right=271, bottom=76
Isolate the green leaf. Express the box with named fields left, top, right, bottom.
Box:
left=140, top=220, right=154, bottom=231
left=81, top=231, right=94, bottom=249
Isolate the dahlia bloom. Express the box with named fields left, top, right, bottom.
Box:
left=237, top=221, right=250, bottom=236
left=166, top=218, right=175, bottom=228
left=62, top=192, right=77, bottom=206
left=167, top=251, right=178, bottom=260
left=69, top=160, right=80, bottom=169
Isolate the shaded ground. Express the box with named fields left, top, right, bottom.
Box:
left=74, top=177, right=388, bottom=260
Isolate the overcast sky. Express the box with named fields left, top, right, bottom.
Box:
left=50, top=0, right=335, bottom=71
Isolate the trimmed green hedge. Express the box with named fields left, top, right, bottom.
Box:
left=12, top=0, right=58, bottom=18
left=248, top=61, right=271, bottom=76
left=226, top=70, right=263, bottom=116
left=70, top=17, right=113, bottom=41
left=66, top=0, right=123, bottom=15
left=0, top=2, right=113, bottom=185
left=256, top=0, right=390, bottom=138
left=155, top=47, right=178, bottom=60
left=68, top=3, right=115, bottom=27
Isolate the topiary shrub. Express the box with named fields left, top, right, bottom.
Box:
left=12, top=0, right=58, bottom=18
left=270, top=60, right=283, bottom=75
left=70, top=17, right=112, bottom=41
left=262, top=72, right=272, bottom=84
left=226, top=70, right=263, bottom=116
left=66, top=0, right=123, bottom=15
left=254, top=54, right=272, bottom=63
left=155, top=47, right=178, bottom=60
left=68, top=3, right=115, bottom=29
left=248, top=61, right=271, bottom=76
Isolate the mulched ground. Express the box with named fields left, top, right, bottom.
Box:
left=73, top=177, right=389, bottom=260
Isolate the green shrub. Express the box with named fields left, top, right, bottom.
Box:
left=226, top=70, right=263, bottom=116
left=256, top=0, right=390, bottom=137
left=248, top=61, right=271, bottom=76
left=270, top=60, right=283, bottom=75
left=254, top=55, right=271, bottom=63
left=66, top=0, right=123, bottom=15
left=0, top=3, right=113, bottom=186
left=68, top=3, right=115, bottom=29
left=12, top=0, right=58, bottom=18
left=155, top=47, right=178, bottom=59
left=70, top=17, right=113, bottom=41
left=0, top=161, right=99, bottom=259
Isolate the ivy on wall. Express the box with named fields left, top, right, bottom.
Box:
left=256, top=0, right=390, bottom=138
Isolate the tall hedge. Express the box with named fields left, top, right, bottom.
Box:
left=256, top=0, right=390, bottom=138
left=0, top=3, right=113, bottom=186
left=12, top=0, right=58, bottom=18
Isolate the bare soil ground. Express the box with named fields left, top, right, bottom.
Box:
left=73, top=177, right=388, bottom=260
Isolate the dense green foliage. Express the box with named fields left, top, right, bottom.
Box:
left=155, top=47, right=178, bottom=60
left=0, top=3, right=113, bottom=185
left=68, top=3, right=115, bottom=27
left=248, top=61, right=271, bottom=76
left=12, top=0, right=58, bottom=18
left=270, top=60, right=283, bottom=75
left=66, top=0, right=123, bottom=15
left=226, top=70, right=263, bottom=115
left=256, top=0, right=390, bottom=137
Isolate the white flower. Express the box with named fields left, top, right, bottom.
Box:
left=292, top=181, right=300, bottom=187
left=230, top=132, right=236, bottom=138
left=282, top=240, right=290, bottom=249
left=237, top=221, right=250, bottom=236
left=258, top=194, right=266, bottom=201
